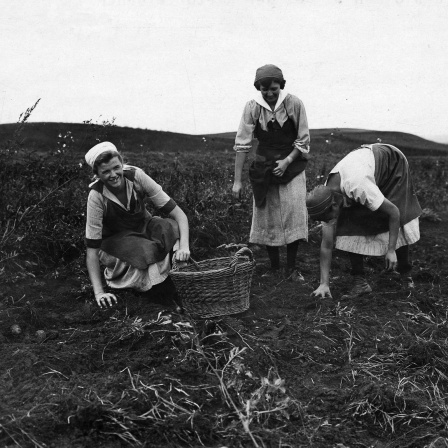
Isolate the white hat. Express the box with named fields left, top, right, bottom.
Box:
left=85, top=142, right=118, bottom=168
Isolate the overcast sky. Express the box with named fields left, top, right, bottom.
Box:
left=1, top=0, right=447, bottom=141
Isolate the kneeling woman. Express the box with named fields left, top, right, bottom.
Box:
left=85, top=142, right=190, bottom=308
left=306, top=143, right=422, bottom=299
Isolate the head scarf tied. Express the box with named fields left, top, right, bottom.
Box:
left=306, top=186, right=334, bottom=218
left=254, top=64, right=284, bottom=83
left=85, top=141, right=118, bottom=168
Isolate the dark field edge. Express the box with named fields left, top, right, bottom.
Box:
left=1, top=122, right=448, bottom=157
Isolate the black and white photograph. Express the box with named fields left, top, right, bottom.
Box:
left=1, top=1, right=447, bottom=446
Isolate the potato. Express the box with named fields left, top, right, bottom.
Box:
left=10, top=324, right=21, bottom=335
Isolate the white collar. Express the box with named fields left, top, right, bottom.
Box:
left=254, top=90, right=288, bottom=112
left=90, top=176, right=134, bottom=209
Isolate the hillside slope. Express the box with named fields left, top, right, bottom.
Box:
left=1, top=122, right=447, bottom=156
left=0, top=122, right=230, bottom=155
left=207, top=128, right=448, bottom=156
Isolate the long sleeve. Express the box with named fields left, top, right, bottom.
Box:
left=233, top=100, right=257, bottom=153
left=287, top=95, right=310, bottom=154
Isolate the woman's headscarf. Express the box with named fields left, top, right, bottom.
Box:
left=254, top=64, right=284, bottom=83
left=306, top=186, right=334, bottom=218
left=85, top=142, right=118, bottom=168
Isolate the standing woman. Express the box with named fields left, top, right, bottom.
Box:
left=85, top=142, right=190, bottom=308
left=232, top=64, right=310, bottom=280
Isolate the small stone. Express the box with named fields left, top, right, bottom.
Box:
left=36, top=330, right=46, bottom=340
left=11, top=324, right=21, bottom=335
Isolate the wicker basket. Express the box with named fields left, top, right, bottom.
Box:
left=169, top=247, right=255, bottom=318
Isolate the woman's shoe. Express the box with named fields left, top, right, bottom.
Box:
left=341, top=276, right=372, bottom=299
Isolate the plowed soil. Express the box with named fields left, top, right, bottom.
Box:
left=1, top=215, right=447, bottom=448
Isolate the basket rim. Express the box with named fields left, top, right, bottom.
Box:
left=170, top=255, right=254, bottom=275
left=170, top=264, right=254, bottom=278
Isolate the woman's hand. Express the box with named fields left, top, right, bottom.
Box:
left=232, top=181, right=243, bottom=199
left=87, top=249, right=117, bottom=309
left=273, top=158, right=290, bottom=177
left=311, top=284, right=332, bottom=299
left=175, top=247, right=190, bottom=262
left=95, top=292, right=117, bottom=308
left=384, top=249, right=398, bottom=271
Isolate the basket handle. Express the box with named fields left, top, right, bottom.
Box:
left=229, top=247, right=253, bottom=268
left=172, top=255, right=201, bottom=271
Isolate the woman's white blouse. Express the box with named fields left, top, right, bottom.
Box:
left=234, top=90, right=310, bottom=154
left=322, top=147, right=420, bottom=255
left=329, top=146, right=385, bottom=212
left=86, top=165, right=172, bottom=241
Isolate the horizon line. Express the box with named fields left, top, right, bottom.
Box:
left=0, top=121, right=447, bottom=144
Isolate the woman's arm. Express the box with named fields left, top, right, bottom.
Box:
left=233, top=102, right=255, bottom=198
left=86, top=247, right=117, bottom=308
left=169, top=205, right=190, bottom=261
left=133, top=168, right=189, bottom=261
left=290, top=96, right=310, bottom=154
left=233, top=152, right=247, bottom=198
left=377, top=198, right=400, bottom=270
left=312, top=223, right=335, bottom=298
left=85, top=192, right=116, bottom=308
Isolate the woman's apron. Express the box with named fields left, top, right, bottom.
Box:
left=249, top=106, right=307, bottom=207
left=335, top=144, right=422, bottom=236
left=91, top=169, right=179, bottom=270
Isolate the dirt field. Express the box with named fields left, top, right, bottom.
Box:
left=1, top=212, right=447, bottom=447
left=1, top=122, right=447, bottom=447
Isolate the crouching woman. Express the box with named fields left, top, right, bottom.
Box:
left=306, top=143, right=422, bottom=300
left=84, top=142, right=190, bottom=308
